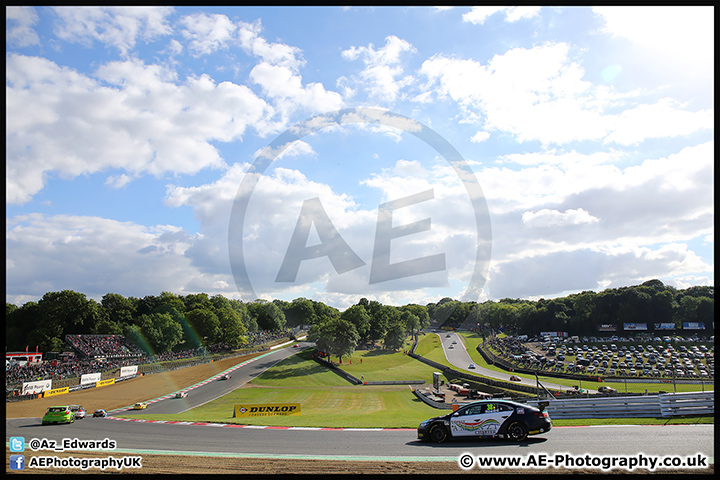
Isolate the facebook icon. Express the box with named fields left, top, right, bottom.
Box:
left=10, top=454, right=25, bottom=470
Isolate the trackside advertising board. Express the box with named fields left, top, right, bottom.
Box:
left=234, top=403, right=301, bottom=417
left=43, top=387, right=69, bottom=397
left=120, top=366, right=138, bottom=377
left=21, top=379, right=52, bottom=395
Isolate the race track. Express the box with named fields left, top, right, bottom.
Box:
left=6, top=341, right=714, bottom=472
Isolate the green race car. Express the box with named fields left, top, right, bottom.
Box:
left=42, top=405, right=75, bottom=425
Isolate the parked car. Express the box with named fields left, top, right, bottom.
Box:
left=69, top=405, right=86, bottom=419
left=42, top=405, right=75, bottom=425
left=418, top=400, right=552, bottom=443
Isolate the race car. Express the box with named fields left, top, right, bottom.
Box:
left=93, top=409, right=107, bottom=417
left=175, top=392, right=188, bottom=398
left=42, top=406, right=75, bottom=425
left=219, top=374, right=231, bottom=380
left=132, top=402, right=147, bottom=410
left=69, top=405, right=86, bottom=419
left=509, top=375, right=522, bottom=382
left=417, top=399, right=551, bottom=443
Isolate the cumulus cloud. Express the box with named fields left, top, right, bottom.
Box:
left=462, top=6, right=541, bottom=25
left=522, top=208, right=600, bottom=228
left=5, top=54, right=273, bottom=204
left=180, top=12, right=237, bottom=56
left=341, top=35, right=416, bottom=102
left=420, top=42, right=712, bottom=146
left=6, top=6, right=40, bottom=47
left=5, top=213, right=229, bottom=303
left=51, top=6, right=174, bottom=57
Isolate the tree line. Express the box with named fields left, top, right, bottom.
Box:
left=426, top=279, right=714, bottom=337
left=5, top=280, right=713, bottom=358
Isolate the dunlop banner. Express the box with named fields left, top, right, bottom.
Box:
left=234, top=403, right=301, bottom=417
left=96, top=378, right=115, bottom=387
left=43, top=387, right=69, bottom=398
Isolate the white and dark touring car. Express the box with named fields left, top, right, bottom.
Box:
left=417, top=399, right=551, bottom=443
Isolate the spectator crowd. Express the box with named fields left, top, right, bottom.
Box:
left=6, top=329, right=296, bottom=390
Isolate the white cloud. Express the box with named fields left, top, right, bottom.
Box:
left=6, top=54, right=273, bottom=204
left=522, top=208, right=600, bottom=228
left=52, top=6, right=174, bottom=57
left=5, top=213, right=235, bottom=302
left=462, top=6, right=540, bottom=25
left=180, top=12, right=237, bottom=56
left=341, top=35, right=416, bottom=102
left=6, top=6, right=40, bottom=47
left=421, top=43, right=712, bottom=146
left=237, top=20, right=305, bottom=71
left=249, top=62, right=344, bottom=121
left=593, top=7, right=713, bottom=68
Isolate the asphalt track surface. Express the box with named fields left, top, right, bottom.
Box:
left=5, top=341, right=714, bottom=468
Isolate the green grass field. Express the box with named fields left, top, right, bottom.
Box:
left=118, top=333, right=714, bottom=428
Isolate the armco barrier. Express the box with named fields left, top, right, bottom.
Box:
left=528, top=395, right=662, bottom=419
left=527, top=392, right=714, bottom=419
left=659, top=391, right=714, bottom=417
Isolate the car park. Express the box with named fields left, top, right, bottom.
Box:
left=418, top=399, right=551, bottom=443
left=42, top=406, right=76, bottom=425
left=69, top=405, right=86, bottom=419
left=93, top=409, right=107, bottom=417
left=133, top=402, right=147, bottom=410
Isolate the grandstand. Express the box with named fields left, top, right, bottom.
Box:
left=65, top=334, right=144, bottom=360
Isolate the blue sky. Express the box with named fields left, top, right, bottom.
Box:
left=6, top=6, right=714, bottom=309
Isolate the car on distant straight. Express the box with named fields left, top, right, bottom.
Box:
left=93, top=409, right=107, bottom=417
left=69, top=405, right=86, bottom=419
left=418, top=399, right=551, bottom=443
left=132, top=402, right=147, bottom=410
left=509, top=375, right=522, bottom=382
left=219, top=374, right=231, bottom=380
left=42, top=406, right=75, bottom=425
left=468, top=364, right=476, bottom=369
left=175, top=392, right=188, bottom=398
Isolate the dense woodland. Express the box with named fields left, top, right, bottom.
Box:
left=5, top=280, right=713, bottom=359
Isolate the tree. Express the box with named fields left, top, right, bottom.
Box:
left=308, top=317, right=359, bottom=362
left=284, top=297, right=317, bottom=327
left=248, top=300, right=286, bottom=331
left=216, top=307, right=247, bottom=347
left=101, top=293, right=136, bottom=327
left=137, top=313, right=183, bottom=353
left=401, top=304, right=430, bottom=334
left=383, top=319, right=407, bottom=351
left=340, top=305, right=371, bottom=341
left=186, top=308, right=221, bottom=345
